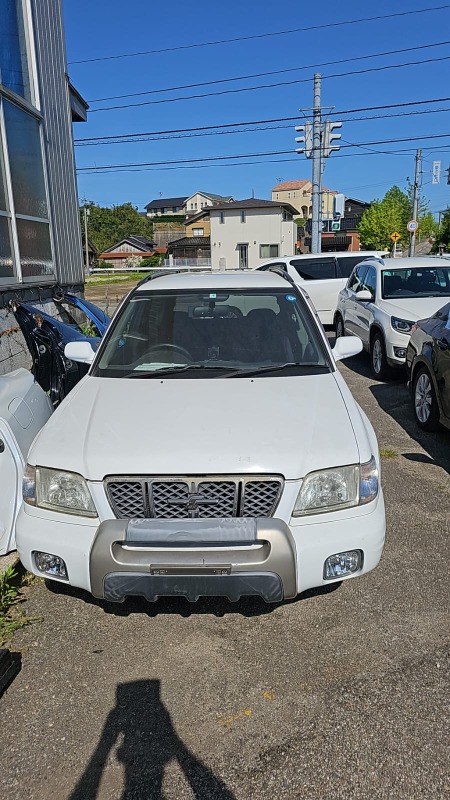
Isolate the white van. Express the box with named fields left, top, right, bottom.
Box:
left=255, top=251, right=388, bottom=325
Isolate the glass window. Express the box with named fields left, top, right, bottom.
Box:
left=16, top=218, right=53, bottom=280
left=192, top=227, right=204, bottom=236
left=220, top=212, right=224, bottom=224
left=95, top=289, right=329, bottom=378
left=260, top=245, right=279, bottom=259
left=240, top=211, right=246, bottom=223
left=290, top=258, right=337, bottom=280
left=0, top=129, right=8, bottom=212
left=382, top=267, right=450, bottom=299
left=0, top=216, right=14, bottom=280
left=362, top=267, right=377, bottom=296
left=337, top=255, right=372, bottom=278
left=0, top=0, right=32, bottom=102
left=347, top=264, right=368, bottom=292
left=3, top=100, right=48, bottom=219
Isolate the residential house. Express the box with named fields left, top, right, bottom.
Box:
left=98, top=236, right=164, bottom=269
left=272, top=180, right=335, bottom=221
left=166, top=210, right=212, bottom=263
left=184, top=191, right=233, bottom=216
left=144, top=197, right=188, bottom=217
left=321, top=197, right=371, bottom=252
left=0, top=0, right=88, bottom=374
left=209, top=199, right=297, bottom=270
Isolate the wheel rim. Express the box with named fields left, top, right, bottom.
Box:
left=372, top=338, right=383, bottom=373
left=415, top=373, right=432, bottom=423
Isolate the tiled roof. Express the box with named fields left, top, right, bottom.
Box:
left=272, top=180, right=310, bottom=191
left=168, top=236, right=211, bottom=247
left=208, top=198, right=298, bottom=214
left=145, top=197, right=188, bottom=210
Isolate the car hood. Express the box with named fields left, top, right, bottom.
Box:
left=382, top=296, right=449, bottom=321
left=29, top=373, right=362, bottom=481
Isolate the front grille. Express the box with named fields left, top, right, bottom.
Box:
left=105, top=476, right=283, bottom=519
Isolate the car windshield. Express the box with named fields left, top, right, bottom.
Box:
left=94, top=288, right=329, bottom=378
left=382, top=267, right=450, bottom=299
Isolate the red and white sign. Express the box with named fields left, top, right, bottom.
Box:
left=407, top=220, right=418, bottom=233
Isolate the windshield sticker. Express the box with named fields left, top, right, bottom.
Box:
left=285, top=294, right=296, bottom=302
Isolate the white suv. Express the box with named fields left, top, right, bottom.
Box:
left=335, top=257, right=450, bottom=379
left=255, top=251, right=387, bottom=326
left=16, top=270, right=385, bottom=604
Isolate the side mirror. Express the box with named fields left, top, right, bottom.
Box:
left=64, top=341, right=95, bottom=364
left=333, top=336, right=363, bottom=362
left=356, top=289, right=374, bottom=302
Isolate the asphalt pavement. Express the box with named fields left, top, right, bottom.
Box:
left=1, top=344, right=449, bottom=800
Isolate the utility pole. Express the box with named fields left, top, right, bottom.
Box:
left=409, top=148, right=421, bottom=257
left=83, top=204, right=90, bottom=273
left=311, top=73, right=322, bottom=254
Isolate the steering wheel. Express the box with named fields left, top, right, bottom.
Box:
left=146, top=343, right=193, bottom=360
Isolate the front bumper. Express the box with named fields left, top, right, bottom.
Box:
left=16, top=492, right=385, bottom=602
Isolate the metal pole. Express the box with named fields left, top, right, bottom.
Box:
left=409, top=148, right=421, bottom=257
left=311, top=73, right=322, bottom=254
left=84, top=205, right=90, bottom=273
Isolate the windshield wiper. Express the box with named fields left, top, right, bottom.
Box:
left=225, top=363, right=327, bottom=378
left=126, top=364, right=229, bottom=378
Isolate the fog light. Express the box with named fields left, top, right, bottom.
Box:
left=393, top=347, right=406, bottom=358
left=33, top=551, right=68, bottom=579
left=324, top=550, right=362, bottom=580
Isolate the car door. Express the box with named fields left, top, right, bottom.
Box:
left=286, top=257, right=338, bottom=324
left=433, top=304, right=450, bottom=421
left=353, top=265, right=377, bottom=346
left=341, top=264, right=369, bottom=335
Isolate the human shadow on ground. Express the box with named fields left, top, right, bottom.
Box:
left=45, top=580, right=341, bottom=618
left=68, top=679, right=236, bottom=800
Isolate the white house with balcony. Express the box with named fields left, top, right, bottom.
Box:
left=209, top=199, right=297, bottom=270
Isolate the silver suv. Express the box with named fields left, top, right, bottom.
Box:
left=335, top=257, right=450, bottom=379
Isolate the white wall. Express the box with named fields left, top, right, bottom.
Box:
left=209, top=207, right=296, bottom=269
left=185, top=192, right=213, bottom=214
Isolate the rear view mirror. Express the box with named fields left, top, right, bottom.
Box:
left=332, top=336, right=362, bottom=362
left=356, top=289, right=373, bottom=302
left=64, top=341, right=95, bottom=365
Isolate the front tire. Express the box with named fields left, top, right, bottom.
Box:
left=335, top=314, right=345, bottom=338
left=370, top=332, right=391, bottom=380
left=413, top=367, right=440, bottom=431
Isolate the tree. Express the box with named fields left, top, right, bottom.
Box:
left=359, top=185, right=410, bottom=250
left=80, top=202, right=154, bottom=254
left=432, top=210, right=450, bottom=253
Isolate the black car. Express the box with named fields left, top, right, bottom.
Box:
left=406, top=301, right=450, bottom=431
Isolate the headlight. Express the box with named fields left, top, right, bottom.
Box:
left=23, top=465, right=97, bottom=517
left=391, top=316, right=415, bottom=334
left=293, top=456, right=379, bottom=516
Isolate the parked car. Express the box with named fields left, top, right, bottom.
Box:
left=406, top=301, right=450, bottom=431
left=335, top=257, right=450, bottom=380
left=10, top=294, right=110, bottom=406
left=254, top=251, right=388, bottom=326
left=0, top=369, right=53, bottom=555
left=16, top=270, right=385, bottom=604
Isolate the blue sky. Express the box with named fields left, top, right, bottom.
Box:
left=64, top=0, right=450, bottom=216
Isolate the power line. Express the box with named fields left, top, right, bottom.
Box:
left=87, top=54, right=450, bottom=112
left=75, top=106, right=450, bottom=147
left=68, top=4, right=450, bottom=64
left=76, top=133, right=450, bottom=173
left=74, top=96, right=450, bottom=143
left=87, top=40, right=450, bottom=104
left=76, top=146, right=450, bottom=176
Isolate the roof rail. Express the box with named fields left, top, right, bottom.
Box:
left=266, top=265, right=298, bottom=290
left=136, top=268, right=183, bottom=287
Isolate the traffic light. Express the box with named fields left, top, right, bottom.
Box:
left=295, top=122, right=313, bottom=158
left=333, top=193, right=345, bottom=219
left=323, top=121, right=342, bottom=157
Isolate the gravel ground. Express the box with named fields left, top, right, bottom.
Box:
left=0, top=332, right=449, bottom=800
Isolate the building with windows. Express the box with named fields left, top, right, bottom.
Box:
left=0, top=0, right=87, bottom=373
left=184, top=191, right=234, bottom=216
left=144, top=197, right=188, bottom=218
left=209, top=199, right=297, bottom=270
left=271, top=180, right=336, bottom=220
